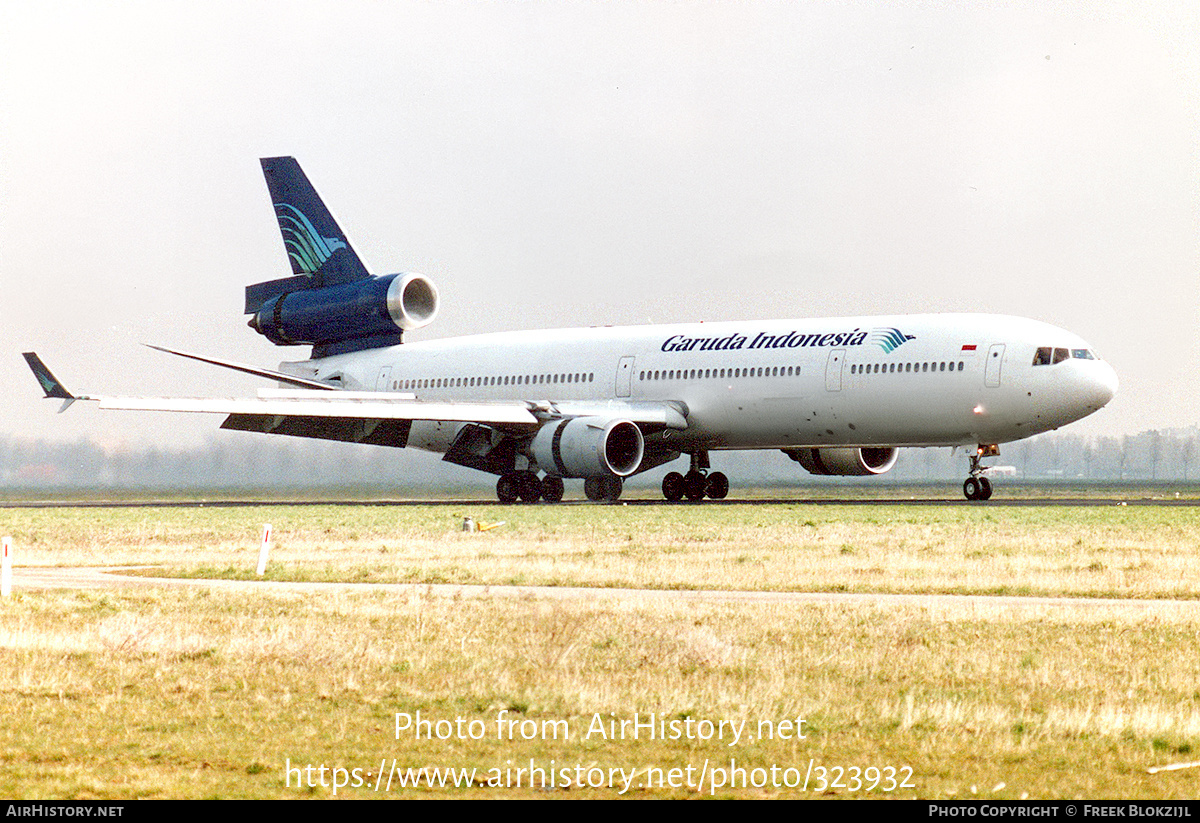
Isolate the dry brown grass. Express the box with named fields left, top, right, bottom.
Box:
left=1, top=503, right=1198, bottom=798
left=8, top=503, right=1192, bottom=599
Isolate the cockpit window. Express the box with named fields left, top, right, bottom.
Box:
left=1034, top=345, right=1098, bottom=365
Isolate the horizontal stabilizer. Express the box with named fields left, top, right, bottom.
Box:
left=144, top=344, right=337, bottom=391
left=244, top=274, right=311, bottom=316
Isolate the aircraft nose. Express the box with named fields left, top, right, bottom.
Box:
left=1089, top=362, right=1118, bottom=409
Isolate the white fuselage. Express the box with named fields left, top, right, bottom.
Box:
left=293, top=313, right=1117, bottom=459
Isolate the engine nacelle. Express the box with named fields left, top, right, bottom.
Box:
left=531, top=417, right=644, bottom=478
left=249, top=272, right=439, bottom=349
left=785, top=447, right=899, bottom=476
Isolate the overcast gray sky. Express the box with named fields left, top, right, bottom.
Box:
left=2, top=1, right=1196, bottom=450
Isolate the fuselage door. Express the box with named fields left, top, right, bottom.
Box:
left=984, top=344, right=1005, bottom=388
left=376, top=366, right=392, bottom=392
left=825, top=348, right=845, bottom=392
left=616, top=356, right=635, bottom=398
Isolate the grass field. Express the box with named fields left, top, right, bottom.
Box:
left=1, top=500, right=1199, bottom=798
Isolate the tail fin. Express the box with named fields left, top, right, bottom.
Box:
left=246, top=157, right=371, bottom=313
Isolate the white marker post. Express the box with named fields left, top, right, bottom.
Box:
left=256, top=524, right=272, bottom=577
left=2, top=536, right=11, bottom=597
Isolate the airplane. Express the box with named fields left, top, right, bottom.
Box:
left=24, top=157, right=1118, bottom=503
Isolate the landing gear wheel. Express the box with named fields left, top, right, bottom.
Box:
left=586, top=475, right=623, bottom=502
left=705, top=471, right=729, bottom=500
left=584, top=476, right=603, bottom=502
left=977, top=476, right=993, bottom=500
left=599, top=475, right=623, bottom=502
left=684, top=470, right=707, bottom=501
left=963, top=475, right=994, bottom=501
left=496, top=473, right=520, bottom=503
left=517, top=471, right=542, bottom=503
left=964, top=445, right=999, bottom=501
left=662, top=472, right=685, bottom=502
left=540, top=475, right=565, bottom=503
left=963, top=477, right=980, bottom=500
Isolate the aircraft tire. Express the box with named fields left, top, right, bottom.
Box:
left=518, top=471, right=542, bottom=503
left=599, top=475, right=623, bottom=502
left=684, top=470, right=707, bottom=501
left=978, top=476, right=993, bottom=500
left=662, top=472, right=685, bottom=501
left=541, top=475, right=565, bottom=503
left=705, top=472, right=729, bottom=500
left=584, top=476, right=604, bottom=502
left=963, top=477, right=981, bottom=500
left=496, top=473, right=520, bottom=503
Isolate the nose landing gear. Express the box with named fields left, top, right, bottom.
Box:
left=963, top=474, right=992, bottom=501
left=963, top=445, right=999, bottom=501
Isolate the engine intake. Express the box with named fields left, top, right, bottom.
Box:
left=785, top=447, right=899, bottom=476
left=531, top=417, right=644, bottom=478
left=387, top=273, right=439, bottom=330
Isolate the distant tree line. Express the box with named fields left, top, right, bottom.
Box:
left=885, top=427, right=1200, bottom=483
left=2, top=427, right=1198, bottom=494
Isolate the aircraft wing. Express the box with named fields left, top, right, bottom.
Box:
left=23, top=353, right=688, bottom=442
left=94, top=392, right=541, bottom=426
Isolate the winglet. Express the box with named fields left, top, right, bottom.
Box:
left=22, top=352, right=77, bottom=412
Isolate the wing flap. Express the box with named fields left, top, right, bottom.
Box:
left=221, top=414, right=414, bottom=447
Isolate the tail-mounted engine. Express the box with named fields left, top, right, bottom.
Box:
left=531, top=417, right=644, bottom=478
left=784, top=446, right=899, bottom=476
left=246, top=272, right=439, bottom=357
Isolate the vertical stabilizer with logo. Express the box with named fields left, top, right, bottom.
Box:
left=245, top=157, right=440, bottom=358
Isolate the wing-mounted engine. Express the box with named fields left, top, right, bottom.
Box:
left=784, top=447, right=899, bottom=476
left=246, top=272, right=439, bottom=357
left=531, top=417, right=644, bottom=478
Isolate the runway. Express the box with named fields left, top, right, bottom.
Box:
left=11, top=565, right=1200, bottom=615
left=3, top=495, right=1199, bottom=509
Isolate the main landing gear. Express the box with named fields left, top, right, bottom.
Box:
left=583, top=475, right=624, bottom=503
left=662, top=452, right=729, bottom=502
left=963, top=445, right=999, bottom=501
left=495, top=471, right=622, bottom=503
left=496, top=471, right=566, bottom=504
